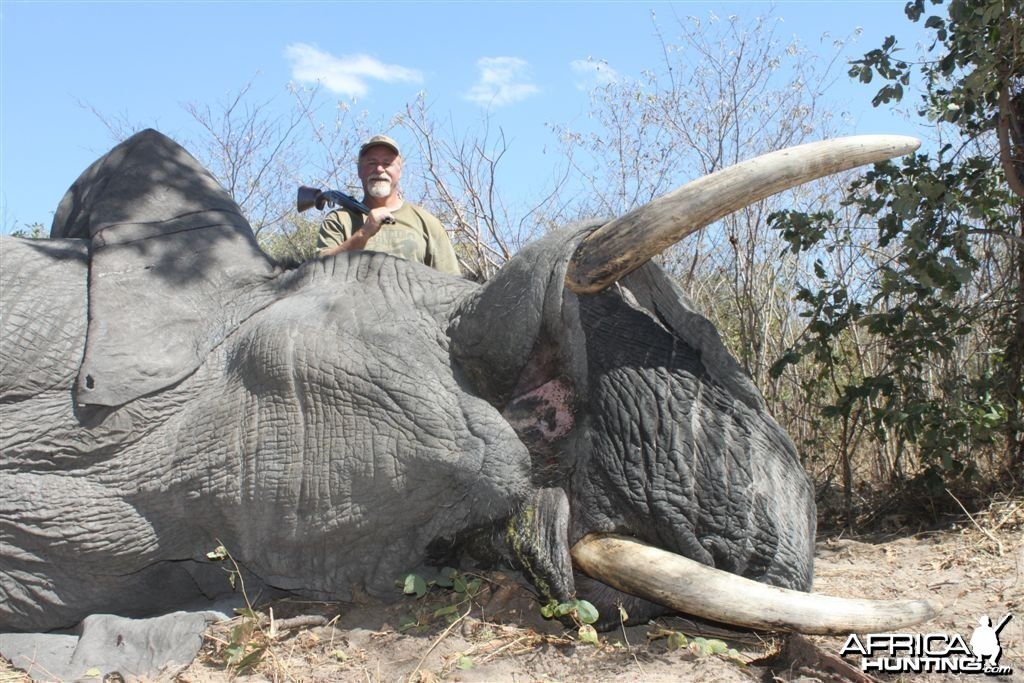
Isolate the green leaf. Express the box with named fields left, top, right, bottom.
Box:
left=433, top=605, right=459, bottom=618
left=398, top=613, right=419, bottom=631
left=667, top=632, right=688, bottom=650
left=769, top=349, right=801, bottom=379
left=435, top=567, right=457, bottom=588
left=224, top=643, right=245, bottom=664
left=552, top=601, right=575, bottom=618
left=230, top=622, right=254, bottom=643
left=575, top=600, right=600, bottom=625
left=206, top=545, right=228, bottom=561
left=403, top=573, right=427, bottom=598
left=578, top=624, right=600, bottom=645
left=457, top=655, right=474, bottom=670
left=234, top=646, right=265, bottom=672
left=689, top=638, right=715, bottom=657
left=705, top=638, right=729, bottom=654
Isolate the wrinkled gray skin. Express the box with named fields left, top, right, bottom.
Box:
left=0, top=130, right=814, bottom=634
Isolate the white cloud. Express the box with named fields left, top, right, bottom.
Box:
left=464, top=57, right=539, bottom=108
left=284, top=43, right=423, bottom=97
left=570, top=58, right=619, bottom=90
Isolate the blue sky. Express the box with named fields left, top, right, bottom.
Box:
left=0, top=1, right=930, bottom=234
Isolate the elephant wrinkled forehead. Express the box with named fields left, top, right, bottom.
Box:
left=225, top=251, right=477, bottom=399
left=278, top=250, right=474, bottom=317
left=303, top=290, right=444, bottom=361
left=215, top=250, right=532, bottom=526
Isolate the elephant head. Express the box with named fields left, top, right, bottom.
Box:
left=0, top=130, right=937, bottom=637
left=444, top=136, right=940, bottom=632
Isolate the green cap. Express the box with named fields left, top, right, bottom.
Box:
left=359, top=134, right=400, bottom=157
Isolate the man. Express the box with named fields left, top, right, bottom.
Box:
left=316, top=135, right=460, bottom=275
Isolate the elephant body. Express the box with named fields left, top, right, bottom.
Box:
left=2, top=240, right=535, bottom=629
left=0, top=130, right=814, bottom=633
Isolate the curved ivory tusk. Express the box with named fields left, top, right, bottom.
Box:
left=571, top=533, right=941, bottom=635
left=566, top=135, right=921, bottom=294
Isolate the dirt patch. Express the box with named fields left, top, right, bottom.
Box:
left=4, top=502, right=1022, bottom=682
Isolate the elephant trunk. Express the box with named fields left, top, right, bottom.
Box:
left=565, top=135, right=921, bottom=294
left=571, top=533, right=941, bottom=635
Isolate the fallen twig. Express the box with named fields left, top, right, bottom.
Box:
left=407, top=606, right=472, bottom=682
left=756, top=634, right=880, bottom=683
left=991, top=500, right=1024, bottom=534
left=273, top=615, right=330, bottom=631
left=947, top=489, right=1004, bottom=556
left=478, top=635, right=531, bottom=663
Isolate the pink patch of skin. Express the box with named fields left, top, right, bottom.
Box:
left=504, top=378, right=576, bottom=442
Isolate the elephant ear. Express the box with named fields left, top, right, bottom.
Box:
left=51, top=128, right=279, bottom=407
left=449, top=223, right=597, bottom=413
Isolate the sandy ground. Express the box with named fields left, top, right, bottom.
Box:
left=3, top=498, right=1021, bottom=682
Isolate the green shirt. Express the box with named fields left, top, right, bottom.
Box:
left=316, top=202, right=461, bottom=275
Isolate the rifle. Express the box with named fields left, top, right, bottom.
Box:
left=296, top=186, right=395, bottom=223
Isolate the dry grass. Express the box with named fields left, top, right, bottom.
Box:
left=4, top=501, right=1021, bottom=682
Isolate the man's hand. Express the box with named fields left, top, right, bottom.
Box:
left=361, top=207, right=396, bottom=238
left=317, top=207, right=396, bottom=258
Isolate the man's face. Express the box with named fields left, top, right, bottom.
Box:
left=358, top=146, right=402, bottom=200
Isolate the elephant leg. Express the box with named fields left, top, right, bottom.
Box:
left=0, top=472, right=211, bottom=631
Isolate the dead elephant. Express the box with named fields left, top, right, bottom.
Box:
left=0, top=130, right=937, bottom=651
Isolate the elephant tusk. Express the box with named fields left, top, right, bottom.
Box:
left=570, top=533, right=941, bottom=635
left=565, top=135, right=921, bottom=294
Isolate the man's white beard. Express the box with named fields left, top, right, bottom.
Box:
left=367, top=178, right=392, bottom=199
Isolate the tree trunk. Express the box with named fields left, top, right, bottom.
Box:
left=1007, top=200, right=1024, bottom=481
left=998, top=85, right=1024, bottom=482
